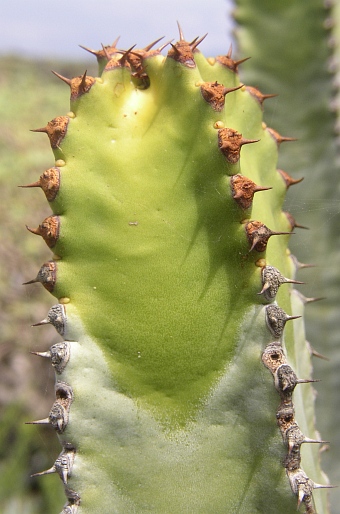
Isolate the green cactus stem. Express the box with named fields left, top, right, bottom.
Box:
left=24, top=27, right=331, bottom=513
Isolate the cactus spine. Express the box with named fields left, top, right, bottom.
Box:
left=24, top=28, right=331, bottom=513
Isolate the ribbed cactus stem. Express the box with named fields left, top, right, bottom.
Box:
left=24, top=27, right=330, bottom=513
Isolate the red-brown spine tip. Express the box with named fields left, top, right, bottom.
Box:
left=191, top=33, right=208, bottom=52
left=231, top=174, right=272, bottom=209
left=267, top=127, right=297, bottom=146
left=26, top=215, right=60, bottom=249
left=31, top=116, right=69, bottom=149
left=246, top=86, right=277, bottom=108
left=283, top=211, right=309, bottom=231
left=277, top=169, right=304, bottom=189
left=79, top=39, right=121, bottom=63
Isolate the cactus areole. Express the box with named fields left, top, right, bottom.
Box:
left=25, top=28, right=331, bottom=513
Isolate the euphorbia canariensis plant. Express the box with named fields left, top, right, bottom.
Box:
left=23, top=23, right=334, bottom=514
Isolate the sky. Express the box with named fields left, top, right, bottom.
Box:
left=0, top=0, right=234, bottom=60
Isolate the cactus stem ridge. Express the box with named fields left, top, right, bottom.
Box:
left=262, top=328, right=327, bottom=510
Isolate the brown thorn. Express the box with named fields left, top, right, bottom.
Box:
left=30, top=127, right=48, bottom=135
left=296, top=378, right=321, bottom=384
left=253, top=185, right=272, bottom=193
left=78, top=44, right=98, bottom=56
left=119, top=44, right=137, bottom=64
left=262, top=93, right=278, bottom=101
left=267, top=127, right=297, bottom=145
left=158, top=39, right=173, bottom=52
left=284, top=212, right=309, bottom=230
left=18, top=180, right=41, bottom=189
left=25, top=417, right=50, bottom=425
left=312, top=349, right=329, bottom=360
left=31, top=319, right=49, bottom=327
left=223, top=84, right=244, bottom=96
left=189, top=36, right=199, bottom=47
left=286, top=315, right=302, bottom=322
left=290, top=254, right=316, bottom=270
left=191, top=33, right=208, bottom=51
left=304, top=437, right=330, bottom=444
left=177, top=21, right=185, bottom=41
left=304, top=296, right=326, bottom=304
left=294, top=290, right=326, bottom=304
left=285, top=278, right=305, bottom=285
left=170, top=42, right=181, bottom=56
left=112, top=36, right=120, bottom=47
left=144, top=36, right=164, bottom=52
left=299, top=262, right=315, bottom=269
left=313, top=483, right=338, bottom=490
left=51, top=70, right=72, bottom=87
left=25, top=224, right=40, bottom=236
left=277, top=169, right=304, bottom=188
left=101, top=43, right=112, bottom=61
left=22, top=278, right=38, bottom=286
left=80, top=70, right=88, bottom=93
left=240, top=137, right=260, bottom=147
left=234, top=56, right=251, bottom=67
left=31, top=466, right=56, bottom=478
left=30, top=350, right=51, bottom=358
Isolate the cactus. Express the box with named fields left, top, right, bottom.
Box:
left=22, top=20, right=336, bottom=514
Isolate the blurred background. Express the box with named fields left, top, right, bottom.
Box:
left=0, top=1, right=338, bottom=512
